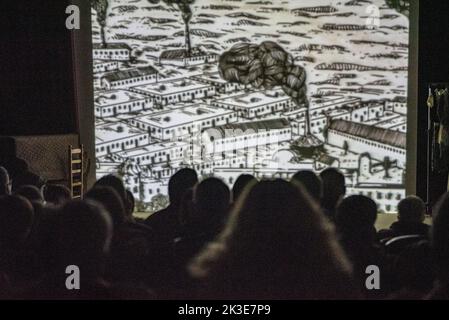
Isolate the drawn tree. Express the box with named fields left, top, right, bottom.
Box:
left=219, top=41, right=321, bottom=148
left=149, top=0, right=195, bottom=56
left=91, top=0, right=109, bottom=47
left=151, top=193, right=169, bottom=211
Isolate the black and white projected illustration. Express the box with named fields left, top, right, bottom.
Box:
left=91, top=0, right=409, bottom=214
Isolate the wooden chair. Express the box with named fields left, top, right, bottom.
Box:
left=68, top=145, right=84, bottom=199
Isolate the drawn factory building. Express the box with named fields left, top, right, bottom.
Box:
left=93, top=60, right=119, bottom=74
left=212, top=90, right=295, bottom=120
left=129, top=105, right=238, bottom=141
left=114, top=141, right=191, bottom=166
left=93, top=43, right=131, bottom=61
left=326, top=120, right=406, bottom=167
left=101, top=66, right=159, bottom=90
left=349, top=101, right=386, bottom=123
left=190, top=72, right=244, bottom=94
left=309, top=95, right=362, bottom=115
left=95, top=123, right=150, bottom=157
left=386, top=96, right=407, bottom=115
left=94, top=90, right=153, bottom=118
left=130, top=78, right=216, bottom=106
left=159, top=47, right=218, bottom=67
left=202, top=118, right=292, bottom=155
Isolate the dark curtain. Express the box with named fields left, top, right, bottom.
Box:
left=0, top=0, right=77, bottom=135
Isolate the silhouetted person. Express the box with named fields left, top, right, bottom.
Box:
left=32, top=199, right=115, bottom=299
left=389, top=239, right=435, bottom=299
left=24, top=200, right=51, bottom=271
left=231, top=174, right=257, bottom=204
left=291, top=170, right=322, bottom=202
left=0, top=138, right=45, bottom=191
left=0, top=166, right=11, bottom=196
left=94, top=174, right=129, bottom=209
left=0, top=195, right=34, bottom=251
left=336, top=195, right=389, bottom=298
left=11, top=166, right=46, bottom=192
left=42, top=184, right=71, bottom=206
left=189, top=178, right=230, bottom=235
left=85, top=186, right=155, bottom=285
left=320, top=168, right=346, bottom=221
left=142, top=169, right=198, bottom=294
left=0, top=195, right=35, bottom=297
left=145, top=168, right=198, bottom=241
left=15, top=185, right=44, bottom=204
left=427, top=193, right=449, bottom=299
left=189, top=180, right=357, bottom=299
left=173, top=178, right=231, bottom=293
left=86, top=186, right=127, bottom=227
left=378, top=196, right=430, bottom=240
left=0, top=137, right=28, bottom=182
left=28, top=203, right=63, bottom=288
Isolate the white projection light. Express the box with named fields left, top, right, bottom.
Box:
left=91, top=0, right=410, bottom=214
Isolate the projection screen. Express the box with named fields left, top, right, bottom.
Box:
left=91, top=0, right=410, bottom=214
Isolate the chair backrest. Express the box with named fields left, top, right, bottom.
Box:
left=384, top=234, right=427, bottom=255
left=68, top=145, right=84, bottom=199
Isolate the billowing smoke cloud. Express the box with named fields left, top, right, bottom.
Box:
left=219, top=41, right=308, bottom=108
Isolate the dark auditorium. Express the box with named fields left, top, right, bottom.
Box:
left=3, top=0, right=449, bottom=303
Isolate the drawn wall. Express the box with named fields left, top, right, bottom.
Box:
left=91, top=0, right=409, bottom=213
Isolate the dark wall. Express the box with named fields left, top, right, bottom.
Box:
left=417, top=1, right=449, bottom=208
left=0, top=0, right=77, bottom=135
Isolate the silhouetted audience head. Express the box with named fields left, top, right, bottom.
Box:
left=190, top=179, right=354, bottom=299
left=336, top=195, right=377, bottom=241
left=231, top=174, right=257, bottom=203
left=56, top=199, right=113, bottom=278
left=0, top=137, right=32, bottom=185
left=291, top=170, right=322, bottom=202
left=125, top=190, right=135, bottom=218
left=85, top=186, right=126, bottom=227
left=42, top=184, right=71, bottom=206
left=168, top=168, right=198, bottom=207
left=320, top=168, right=346, bottom=214
left=398, top=196, right=425, bottom=223
left=15, top=185, right=44, bottom=204
left=2, top=159, right=445, bottom=299
left=0, top=166, right=11, bottom=196
left=94, top=175, right=128, bottom=207
left=189, top=178, right=230, bottom=233
left=0, top=195, right=34, bottom=246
